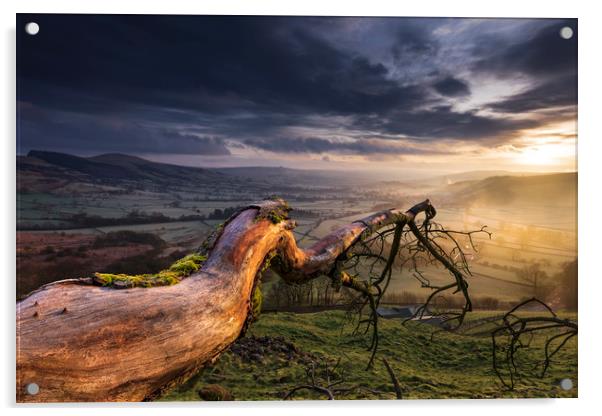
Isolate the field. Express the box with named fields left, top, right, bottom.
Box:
left=15, top=153, right=579, bottom=401
left=162, top=310, right=578, bottom=401
left=276, top=201, right=577, bottom=308
left=17, top=171, right=577, bottom=305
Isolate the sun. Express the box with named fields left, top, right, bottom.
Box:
left=518, top=146, right=555, bottom=165
left=516, top=142, right=575, bottom=168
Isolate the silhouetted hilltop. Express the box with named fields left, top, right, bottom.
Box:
left=20, top=150, right=363, bottom=192
left=24, top=150, right=225, bottom=186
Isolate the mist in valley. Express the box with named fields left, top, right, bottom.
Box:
left=16, top=151, right=577, bottom=312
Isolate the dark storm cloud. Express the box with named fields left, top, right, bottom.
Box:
left=391, top=23, right=439, bottom=62
left=472, top=19, right=577, bottom=115
left=488, top=74, right=577, bottom=113
left=245, top=137, right=442, bottom=156
left=17, top=14, right=425, bottom=116
left=16, top=15, right=577, bottom=158
left=473, top=19, right=577, bottom=78
left=18, top=104, right=230, bottom=155
left=353, top=105, right=537, bottom=143
left=432, top=77, right=471, bottom=97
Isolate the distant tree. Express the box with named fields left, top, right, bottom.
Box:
left=518, top=225, right=536, bottom=250
left=556, top=259, right=577, bottom=310
left=516, top=263, right=550, bottom=299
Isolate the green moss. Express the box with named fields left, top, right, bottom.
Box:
left=198, top=222, right=226, bottom=257
left=254, top=199, right=291, bottom=224
left=250, top=284, right=263, bottom=321
left=260, top=251, right=277, bottom=274
left=169, top=254, right=205, bottom=274
left=266, top=210, right=286, bottom=224
left=94, top=253, right=207, bottom=289
left=246, top=251, right=276, bottom=324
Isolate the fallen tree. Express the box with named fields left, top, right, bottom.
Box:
left=16, top=197, right=575, bottom=402
left=17, top=198, right=436, bottom=402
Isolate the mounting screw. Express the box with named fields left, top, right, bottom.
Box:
left=559, top=26, right=573, bottom=40
left=559, top=378, right=573, bottom=390
left=26, top=383, right=39, bottom=395
left=25, top=22, right=40, bottom=36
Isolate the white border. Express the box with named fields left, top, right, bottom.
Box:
left=2, top=1, right=601, bottom=414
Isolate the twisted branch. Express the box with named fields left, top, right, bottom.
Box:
left=16, top=198, right=432, bottom=402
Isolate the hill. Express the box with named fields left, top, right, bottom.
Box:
left=24, top=150, right=226, bottom=186
left=420, top=170, right=543, bottom=187
left=18, top=150, right=361, bottom=193
left=441, top=172, right=577, bottom=208
left=162, top=310, right=577, bottom=400
left=18, top=150, right=577, bottom=210
left=215, top=166, right=364, bottom=187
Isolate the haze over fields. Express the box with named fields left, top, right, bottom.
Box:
left=16, top=14, right=577, bottom=316
left=17, top=150, right=577, bottom=311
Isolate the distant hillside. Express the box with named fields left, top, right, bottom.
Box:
left=441, top=172, right=577, bottom=208
left=215, top=166, right=364, bottom=187
left=419, top=170, right=544, bottom=187
left=25, top=150, right=226, bottom=185
left=18, top=151, right=577, bottom=209
left=17, top=150, right=361, bottom=196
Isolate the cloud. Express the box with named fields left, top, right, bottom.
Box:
left=391, top=23, right=439, bottom=62
left=353, top=105, right=537, bottom=143
left=473, top=19, right=577, bottom=78
left=16, top=15, right=577, bottom=160
left=487, top=74, right=577, bottom=113
left=17, top=15, right=427, bottom=117
left=432, top=76, right=471, bottom=97
left=18, top=104, right=231, bottom=155
left=244, top=136, right=445, bottom=156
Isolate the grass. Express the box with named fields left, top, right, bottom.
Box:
left=161, top=310, right=577, bottom=401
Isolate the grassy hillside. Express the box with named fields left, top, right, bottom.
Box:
left=24, top=150, right=227, bottom=186
left=442, top=172, right=577, bottom=208
left=162, top=311, right=577, bottom=401
left=20, top=150, right=361, bottom=192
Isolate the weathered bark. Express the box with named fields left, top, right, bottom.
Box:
left=16, top=198, right=431, bottom=402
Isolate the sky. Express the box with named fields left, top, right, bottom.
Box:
left=16, top=15, right=577, bottom=176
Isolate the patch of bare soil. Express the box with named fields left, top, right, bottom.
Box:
left=17, top=231, right=154, bottom=298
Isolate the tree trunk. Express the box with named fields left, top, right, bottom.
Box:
left=16, top=198, right=431, bottom=402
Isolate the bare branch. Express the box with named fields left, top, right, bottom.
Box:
left=382, top=358, right=403, bottom=399
left=491, top=298, right=577, bottom=389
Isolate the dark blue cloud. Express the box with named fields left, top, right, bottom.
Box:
left=16, top=15, right=577, bottom=157
left=473, top=19, right=577, bottom=78
left=18, top=104, right=230, bottom=155
left=244, top=136, right=444, bottom=156
left=473, top=19, right=577, bottom=115
left=353, top=105, right=537, bottom=143
left=488, top=74, right=577, bottom=114
left=17, top=15, right=426, bottom=116
left=433, top=77, right=471, bottom=97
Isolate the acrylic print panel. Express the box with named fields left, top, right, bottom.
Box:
left=16, top=14, right=577, bottom=402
